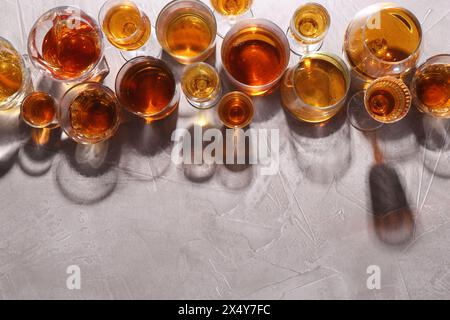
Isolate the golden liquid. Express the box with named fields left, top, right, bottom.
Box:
left=102, top=4, right=151, bottom=51
left=118, top=61, right=177, bottom=118
left=42, top=18, right=102, bottom=80
left=345, top=7, right=421, bottom=79
left=219, top=93, right=254, bottom=128
left=21, top=92, right=56, bottom=128
left=70, top=89, right=119, bottom=139
left=211, top=0, right=252, bottom=16
left=165, top=13, right=213, bottom=59
left=182, top=63, right=219, bottom=100
left=223, top=27, right=286, bottom=90
left=294, top=57, right=347, bottom=107
left=0, top=48, right=23, bottom=102
left=292, top=3, right=329, bottom=41
left=415, top=64, right=450, bottom=114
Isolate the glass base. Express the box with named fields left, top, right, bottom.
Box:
left=347, top=91, right=384, bottom=132
left=120, top=32, right=162, bottom=61
left=286, top=27, right=323, bottom=56
left=215, top=9, right=254, bottom=38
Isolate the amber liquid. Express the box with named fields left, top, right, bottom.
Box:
left=367, top=90, right=396, bottom=118
left=165, top=13, right=213, bottom=59
left=219, top=93, right=254, bottom=128
left=70, top=90, right=118, bottom=139
left=42, top=18, right=102, bottom=79
left=211, top=0, right=252, bottom=16
left=102, top=4, right=151, bottom=51
left=415, top=64, right=450, bottom=113
left=292, top=3, right=329, bottom=41
left=0, top=49, right=23, bottom=102
left=365, top=77, right=411, bottom=123
left=118, top=61, right=177, bottom=118
left=21, top=92, right=56, bottom=128
left=294, top=57, right=347, bottom=107
left=182, top=63, right=220, bottom=100
left=224, top=27, right=286, bottom=88
left=345, top=7, right=421, bottom=79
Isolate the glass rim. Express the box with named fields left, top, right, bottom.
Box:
left=221, top=18, right=290, bottom=91
left=0, top=36, right=29, bottom=107
left=27, top=6, right=105, bottom=83
left=181, top=62, right=221, bottom=102
left=59, top=81, right=121, bottom=144
left=292, top=51, right=351, bottom=111
left=21, top=91, right=57, bottom=129
left=411, top=54, right=450, bottom=116
left=155, top=0, right=217, bottom=61
left=360, top=3, right=423, bottom=66
left=364, top=76, right=411, bottom=124
left=289, top=2, right=330, bottom=43
left=99, top=0, right=149, bottom=44
left=218, top=91, right=255, bottom=129
left=115, top=55, right=179, bottom=119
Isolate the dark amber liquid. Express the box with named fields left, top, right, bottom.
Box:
left=225, top=29, right=285, bottom=87
left=21, top=92, right=56, bottom=127
left=119, top=62, right=176, bottom=116
left=70, top=90, right=118, bottom=139
left=42, top=18, right=101, bottom=79
left=368, top=89, right=396, bottom=116
left=416, top=65, right=450, bottom=109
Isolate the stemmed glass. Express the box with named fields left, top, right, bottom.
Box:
left=99, top=0, right=161, bottom=61
left=286, top=3, right=330, bottom=56
left=344, top=3, right=422, bottom=131
left=210, top=0, right=254, bottom=38
left=347, top=76, right=412, bottom=131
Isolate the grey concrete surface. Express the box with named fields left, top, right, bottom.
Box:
left=0, top=0, right=449, bottom=299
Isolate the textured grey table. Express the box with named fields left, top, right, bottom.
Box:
left=0, top=0, right=449, bottom=300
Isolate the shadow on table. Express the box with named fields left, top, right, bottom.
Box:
left=54, top=132, right=122, bottom=205
left=369, top=164, right=414, bottom=246
left=18, top=126, right=61, bottom=177
left=0, top=108, right=27, bottom=178
left=286, top=108, right=352, bottom=185
left=413, top=113, right=450, bottom=179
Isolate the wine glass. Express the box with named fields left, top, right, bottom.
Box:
left=99, top=0, right=161, bottom=61
left=348, top=76, right=412, bottom=131
left=286, top=3, right=330, bottom=56
left=210, top=0, right=254, bottom=38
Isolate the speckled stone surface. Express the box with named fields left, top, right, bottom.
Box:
left=0, top=0, right=449, bottom=300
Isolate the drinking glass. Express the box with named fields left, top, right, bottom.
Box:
left=59, top=82, right=121, bottom=144
left=348, top=76, right=412, bottom=131
left=210, top=0, right=254, bottom=38
left=181, top=62, right=222, bottom=109
left=0, top=37, right=31, bottom=111
left=343, top=3, right=422, bottom=82
left=281, top=52, right=350, bottom=123
left=286, top=3, right=331, bottom=56
left=21, top=91, right=59, bottom=129
left=411, top=54, right=450, bottom=118
left=99, top=0, right=161, bottom=61
left=221, top=18, right=290, bottom=96
left=115, top=56, right=180, bottom=122
left=218, top=91, right=254, bottom=129
left=28, top=6, right=109, bottom=83
left=156, top=0, right=217, bottom=65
